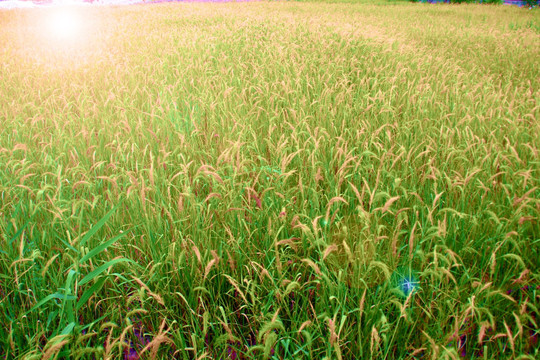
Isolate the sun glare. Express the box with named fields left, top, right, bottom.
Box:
left=48, top=8, right=82, bottom=41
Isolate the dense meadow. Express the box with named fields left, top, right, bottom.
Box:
left=0, top=1, right=539, bottom=358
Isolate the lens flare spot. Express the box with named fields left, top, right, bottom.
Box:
left=391, top=267, right=420, bottom=298
left=399, top=277, right=418, bottom=296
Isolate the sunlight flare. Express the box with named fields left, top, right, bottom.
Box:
left=47, top=8, right=83, bottom=41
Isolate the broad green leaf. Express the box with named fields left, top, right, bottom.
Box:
left=80, top=232, right=127, bottom=264
left=78, top=203, right=121, bottom=248
left=63, top=269, right=77, bottom=295
left=80, top=314, right=107, bottom=332
left=60, top=322, right=76, bottom=336
left=76, top=277, right=107, bottom=311
left=62, top=269, right=77, bottom=324
left=57, top=235, right=79, bottom=254
left=27, top=293, right=77, bottom=315
left=79, top=258, right=132, bottom=286
left=8, top=219, right=29, bottom=247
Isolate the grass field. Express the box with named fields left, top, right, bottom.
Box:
left=0, top=1, right=539, bottom=359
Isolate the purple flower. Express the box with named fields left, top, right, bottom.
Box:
left=530, top=329, right=538, bottom=347
left=458, top=335, right=467, bottom=357
left=125, top=345, right=139, bottom=360
left=227, top=346, right=238, bottom=359
left=134, top=327, right=151, bottom=346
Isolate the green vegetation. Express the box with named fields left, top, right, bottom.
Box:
left=0, top=2, right=539, bottom=359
